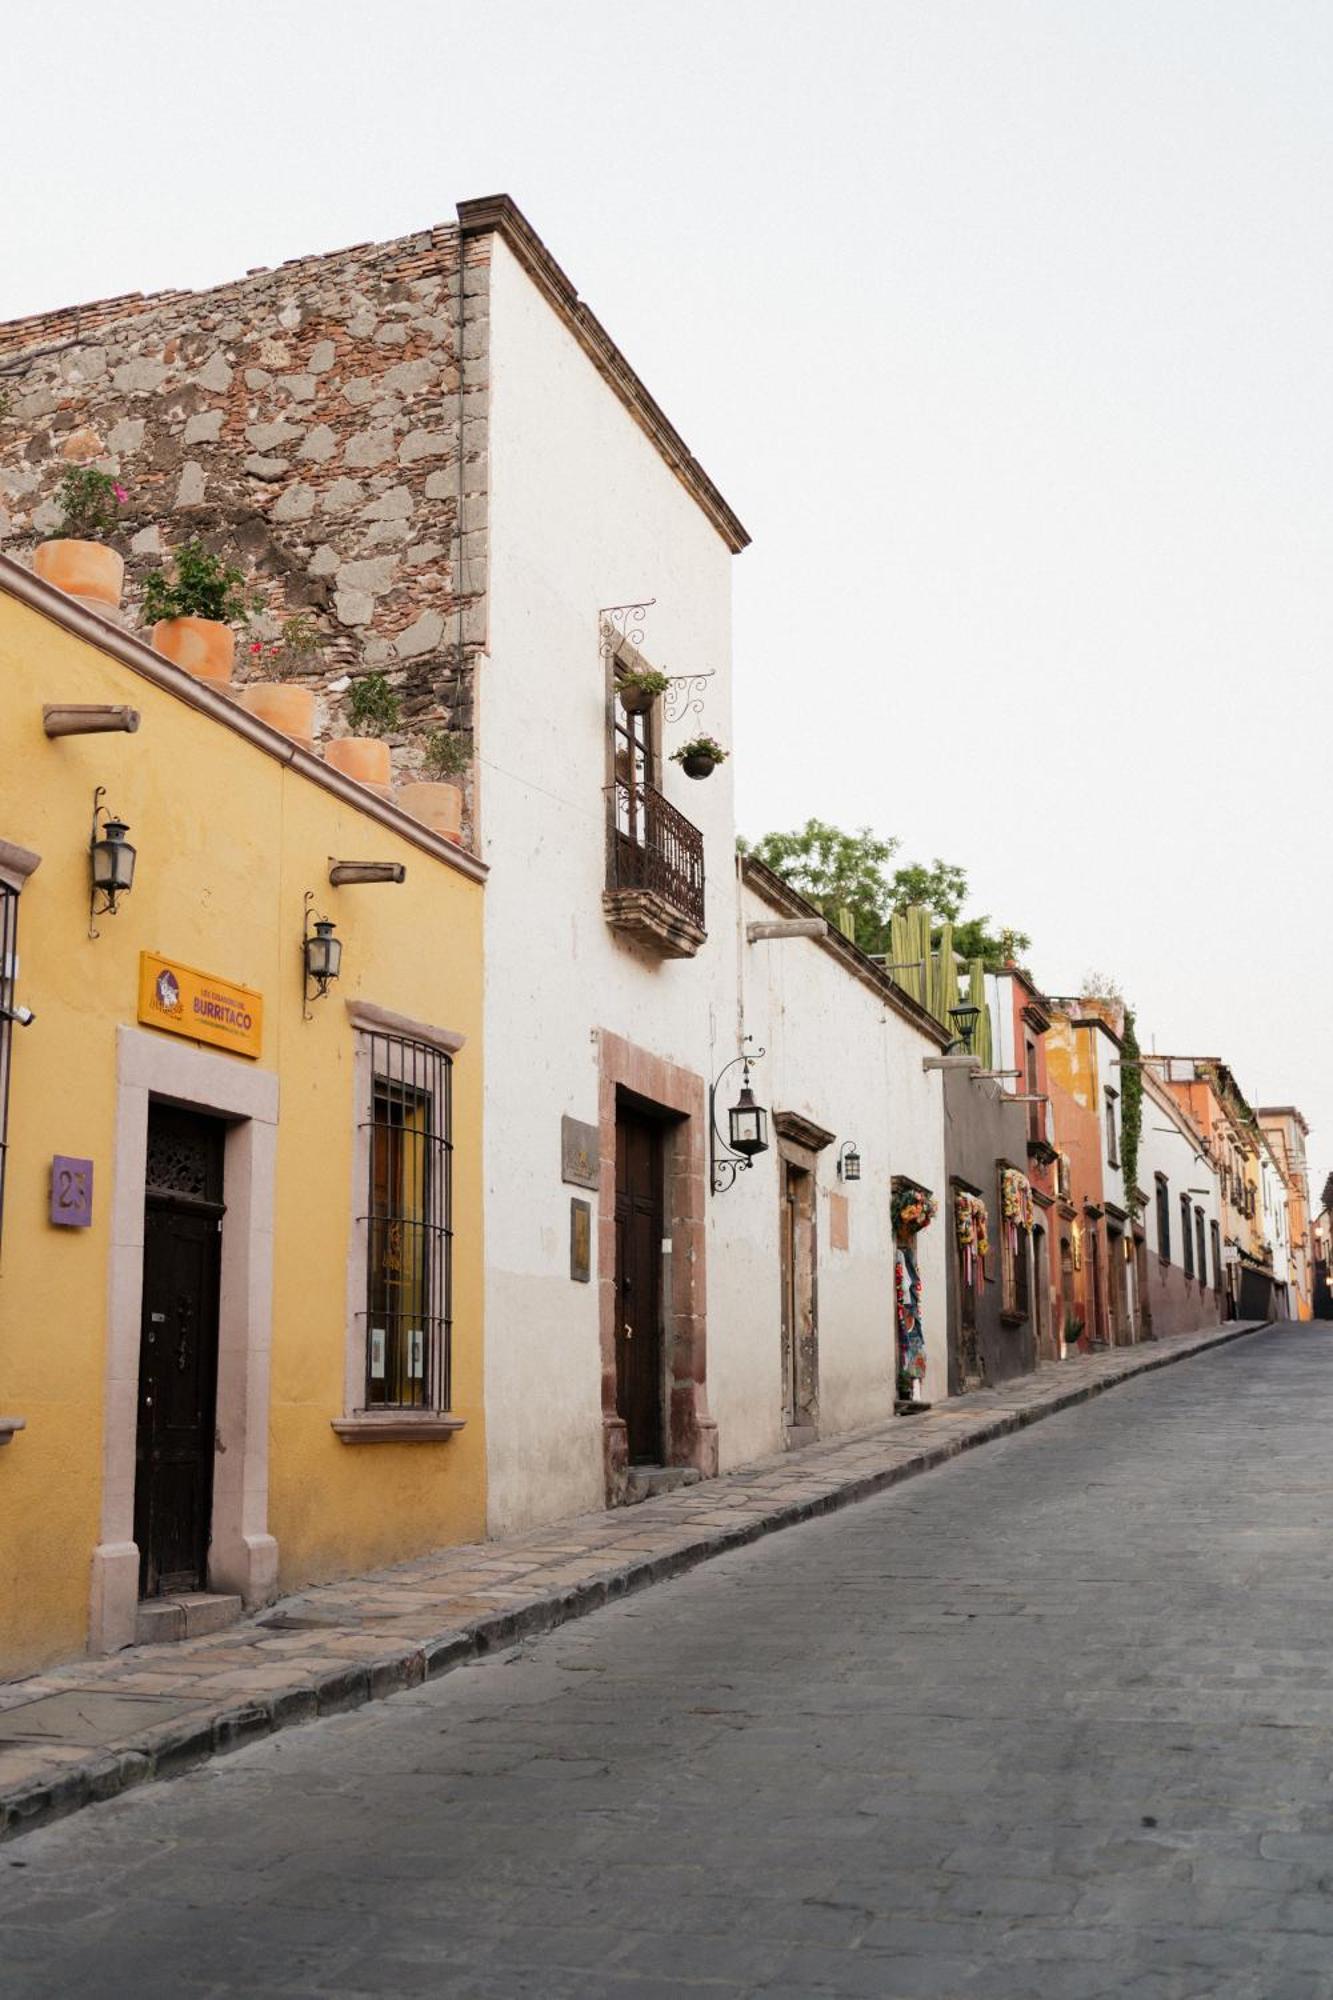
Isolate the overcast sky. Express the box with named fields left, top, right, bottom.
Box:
left=7, top=1, right=1328, bottom=1182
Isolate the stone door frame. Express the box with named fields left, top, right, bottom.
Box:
left=596, top=1030, right=714, bottom=1506
left=92, top=1027, right=279, bottom=1653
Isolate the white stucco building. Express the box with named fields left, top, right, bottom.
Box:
left=473, top=203, right=953, bottom=1534
left=1138, top=1067, right=1224, bottom=1337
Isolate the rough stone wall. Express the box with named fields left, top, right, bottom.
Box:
left=0, top=225, right=489, bottom=824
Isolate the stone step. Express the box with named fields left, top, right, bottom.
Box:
left=625, top=1465, right=704, bottom=1504
left=135, top=1593, right=243, bottom=1646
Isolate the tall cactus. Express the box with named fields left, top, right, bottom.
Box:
left=889, top=907, right=926, bottom=1007
left=934, top=923, right=958, bottom=1027
left=967, top=960, right=992, bottom=1066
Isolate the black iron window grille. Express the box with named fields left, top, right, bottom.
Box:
left=1180, top=1193, right=1194, bottom=1278
left=606, top=778, right=706, bottom=932
left=360, top=1032, right=453, bottom=1412
left=0, top=885, right=16, bottom=1245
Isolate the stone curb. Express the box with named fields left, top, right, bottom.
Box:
left=0, top=1318, right=1271, bottom=1844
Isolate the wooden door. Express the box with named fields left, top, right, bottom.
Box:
left=614, top=1105, right=664, bottom=1465
left=1089, top=1227, right=1105, bottom=1345
left=134, top=1107, right=225, bottom=1598
left=780, top=1158, right=817, bottom=1431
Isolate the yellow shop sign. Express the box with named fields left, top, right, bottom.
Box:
left=138, top=952, right=263, bottom=1061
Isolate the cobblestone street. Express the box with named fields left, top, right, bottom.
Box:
left=4, top=1321, right=1332, bottom=1997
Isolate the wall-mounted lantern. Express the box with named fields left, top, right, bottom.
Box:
left=710, top=1036, right=769, bottom=1194
left=837, top=1140, right=862, bottom=1183
left=948, top=1000, right=981, bottom=1054
left=302, top=890, right=342, bottom=1016
left=88, top=787, right=136, bottom=938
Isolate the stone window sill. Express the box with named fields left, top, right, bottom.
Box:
left=0, top=1417, right=26, bottom=1447
left=1000, top=1309, right=1029, bottom=1328
left=331, top=1412, right=466, bottom=1445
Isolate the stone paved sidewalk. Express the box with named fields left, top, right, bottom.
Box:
left=0, top=1318, right=1269, bottom=1843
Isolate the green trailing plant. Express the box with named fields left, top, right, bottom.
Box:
left=346, top=672, right=401, bottom=738
left=141, top=540, right=256, bottom=625
left=618, top=667, right=670, bottom=698
left=420, top=728, right=469, bottom=780
left=50, top=466, right=127, bottom=542
left=1120, top=1007, right=1143, bottom=1209
left=1063, top=1312, right=1085, bottom=1348
left=896, top=1369, right=916, bottom=1401
left=672, top=733, right=728, bottom=766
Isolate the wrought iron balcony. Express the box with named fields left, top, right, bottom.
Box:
left=604, top=778, right=706, bottom=958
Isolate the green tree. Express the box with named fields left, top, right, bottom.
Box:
left=740, top=819, right=1031, bottom=965
left=738, top=820, right=900, bottom=950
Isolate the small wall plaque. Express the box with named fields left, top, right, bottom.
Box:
left=561, top=1115, right=600, bottom=1190
left=570, top=1198, right=592, bottom=1283
left=51, top=1156, right=94, bottom=1228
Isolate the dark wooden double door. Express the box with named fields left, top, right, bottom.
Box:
left=134, top=1106, right=225, bottom=1599
left=614, top=1105, right=665, bottom=1466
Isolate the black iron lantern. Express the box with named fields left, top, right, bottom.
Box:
left=838, top=1140, right=862, bottom=1182
left=729, top=1080, right=769, bottom=1159
left=949, top=1000, right=981, bottom=1053
left=710, top=1038, right=769, bottom=1193
left=303, top=891, right=343, bottom=1013
left=88, top=788, right=136, bottom=936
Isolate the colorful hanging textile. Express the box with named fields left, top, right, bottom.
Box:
left=954, top=1189, right=989, bottom=1288
left=896, top=1244, right=926, bottom=1384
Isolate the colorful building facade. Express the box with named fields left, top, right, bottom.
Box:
left=0, top=562, right=485, bottom=1678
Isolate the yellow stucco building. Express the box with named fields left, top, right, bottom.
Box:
left=0, top=559, right=485, bottom=1679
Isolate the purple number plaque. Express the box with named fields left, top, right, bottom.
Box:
left=51, top=1156, right=93, bottom=1228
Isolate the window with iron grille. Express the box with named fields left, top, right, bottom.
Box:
left=1210, top=1220, right=1222, bottom=1292
left=1155, top=1175, right=1171, bottom=1260
left=361, top=1032, right=453, bottom=1412
left=0, top=884, right=17, bottom=1245
left=1180, top=1193, right=1194, bottom=1278
left=1195, top=1208, right=1207, bottom=1290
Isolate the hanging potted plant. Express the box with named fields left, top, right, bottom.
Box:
left=617, top=667, right=669, bottom=716
left=33, top=467, right=128, bottom=607
left=141, top=540, right=258, bottom=686
left=397, top=726, right=467, bottom=840
left=324, top=671, right=401, bottom=788
left=238, top=613, right=320, bottom=747
left=671, top=733, right=728, bottom=780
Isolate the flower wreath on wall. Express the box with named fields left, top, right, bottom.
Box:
left=954, top=1189, right=990, bottom=1289
left=892, top=1179, right=936, bottom=1386
left=1000, top=1166, right=1034, bottom=1257
left=892, top=1182, right=938, bottom=1240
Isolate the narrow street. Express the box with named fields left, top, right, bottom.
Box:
left=3, top=1322, right=1331, bottom=1998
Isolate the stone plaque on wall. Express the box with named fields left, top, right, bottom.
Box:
left=561, top=1115, right=599, bottom=1190
left=570, top=1198, right=592, bottom=1283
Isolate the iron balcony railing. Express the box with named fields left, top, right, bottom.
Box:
left=606, top=778, right=706, bottom=933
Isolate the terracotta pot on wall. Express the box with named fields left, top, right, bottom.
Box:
left=324, top=737, right=392, bottom=790
left=396, top=780, right=463, bottom=842
left=152, top=617, right=235, bottom=686
left=237, top=683, right=316, bottom=747
left=34, top=540, right=125, bottom=608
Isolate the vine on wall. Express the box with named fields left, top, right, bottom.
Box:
left=1121, top=1007, right=1143, bottom=1211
